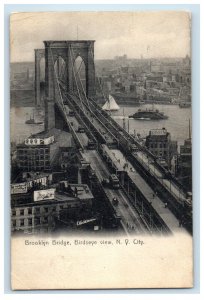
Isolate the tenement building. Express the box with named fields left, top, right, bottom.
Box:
left=16, top=128, right=73, bottom=172
left=145, top=128, right=177, bottom=168
left=11, top=183, right=94, bottom=234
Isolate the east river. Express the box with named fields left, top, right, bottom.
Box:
left=112, top=104, right=191, bottom=150
left=10, top=103, right=191, bottom=151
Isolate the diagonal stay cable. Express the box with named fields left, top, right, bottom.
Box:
left=49, top=47, right=84, bottom=150
left=69, top=47, right=92, bottom=113
left=69, top=45, right=85, bottom=113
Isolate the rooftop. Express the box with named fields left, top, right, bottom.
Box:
left=22, top=171, right=51, bottom=182
left=11, top=184, right=94, bottom=207
left=17, top=129, right=73, bottom=149
left=59, top=183, right=94, bottom=201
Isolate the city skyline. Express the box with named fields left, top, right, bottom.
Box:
left=10, top=11, right=191, bottom=62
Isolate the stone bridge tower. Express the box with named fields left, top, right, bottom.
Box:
left=43, top=40, right=96, bottom=131
left=34, top=49, right=45, bottom=106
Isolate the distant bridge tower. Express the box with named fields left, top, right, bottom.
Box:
left=44, top=40, right=96, bottom=131
left=34, top=49, right=45, bottom=106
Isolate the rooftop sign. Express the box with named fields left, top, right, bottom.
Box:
left=34, top=188, right=56, bottom=202
left=25, top=136, right=54, bottom=146
left=150, top=129, right=167, bottom=136
left=11, top=183, right=28, bottom=194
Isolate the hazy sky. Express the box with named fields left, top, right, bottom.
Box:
left=10, top=11, right=191, bottom=62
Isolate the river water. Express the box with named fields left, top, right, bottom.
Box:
left=10, top=106, right=44, bottom=143
left=10, top=103, right=191, bottom=151
left=111, top=104, right=191, bottom=150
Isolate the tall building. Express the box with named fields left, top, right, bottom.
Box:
left=145, top=128, right=177, bottom=168
left=11, top=183, right=94, bottom=234
left=16, top=129, right=73, bottom=172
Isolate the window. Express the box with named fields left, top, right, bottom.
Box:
left=28, top=208, right=32, bottom=214
left=12, top=210, right=16, bottom=216
left=44, top=207, right=48, bottom=213
left=34, top=217, right=40, bottom=225
left=35, top=207, right=40, bottom=214
left=40, top=217, right=48, bottom=225
left=20, top=209, right=24, bottom=216
left=13, top=220, right=16, bottom=227
left=20, top=219, right=24, bottom=226
left=28, top=218, right=32, bottom=226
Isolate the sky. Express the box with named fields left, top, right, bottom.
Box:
left=10, top=11, right=191, bottom=62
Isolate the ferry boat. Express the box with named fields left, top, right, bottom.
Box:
left=129, top=107, right=168, bottom=120
left=25, top=110, right=44, bottom=125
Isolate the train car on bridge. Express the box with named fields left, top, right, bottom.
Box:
left=109, top=174, right=120, bottom=189
left=87, top=139, right=97, bottom=150
left=100, top=144, right=125, bottom=176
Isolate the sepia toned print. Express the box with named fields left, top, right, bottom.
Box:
left=10, top=11, right=193, bottom=289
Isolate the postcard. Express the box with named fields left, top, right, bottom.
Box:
left=10, top=11, right=193, bottom=289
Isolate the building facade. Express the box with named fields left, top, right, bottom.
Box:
left=11, top=184, right=94, bottom=234
left=16, top=144, right=53, bottom=171
left=177, top=138, right=192, bottom=191
left=145, top=128, right=177, bottom=168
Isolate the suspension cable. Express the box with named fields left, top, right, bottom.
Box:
left=50, top=48, right=65, bottom=109
left=69, top=47, right=92, bottom=113
left=69, top=45, right=85, bottom=113
left=59, top=61, right=67, bottom=83
left=50, top=47, right=84, bottom=150
left=89, top=46, right=107, bottom=103
left=75, top=59, right=83, bottom=77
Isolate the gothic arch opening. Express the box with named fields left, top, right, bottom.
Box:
left=73, top=56, right=86, bottom=95
left=40, top=57, right=45, bottom=81
left=54, top=56, right=67, bottom=83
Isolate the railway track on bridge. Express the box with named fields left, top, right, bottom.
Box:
left=86, top=98, right=192, bottom=232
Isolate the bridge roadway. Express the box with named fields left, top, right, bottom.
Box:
left=135, top=151, right=186, bottom=202
left=63, top=91, right=118, bottom=147
left=58, top=88, right=191, bottom=232
left=60, top=98, right=148, bottom=234
left=87, top=97, right=189, bottom=203
left=109, top=148, right=188, bottom=234
left=81, top=150, right=148, bottom=235
left=62, top=104, right=88, bottom=147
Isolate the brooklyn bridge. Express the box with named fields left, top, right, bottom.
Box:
left=33, top=40, right=192, bottom=235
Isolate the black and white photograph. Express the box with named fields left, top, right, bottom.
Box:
left=9, top=10, right=194, bottom=289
